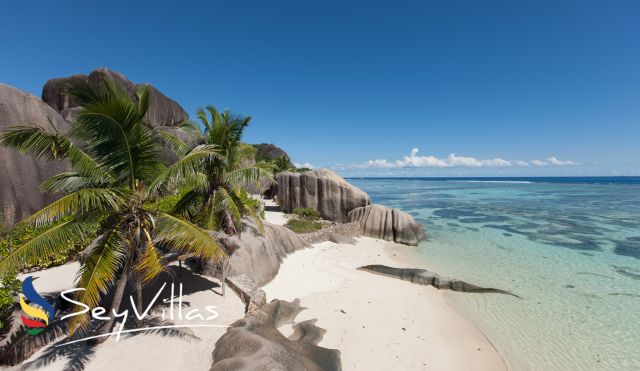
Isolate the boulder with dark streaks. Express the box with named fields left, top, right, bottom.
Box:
left=42, top=67, right=188, bottom=127
left=276, top=169, right=370, bottom=223
left=348, top=204, right=426, bottom=246
left=357, top=265, right=520, bottom=297
left=207, top=219, right=310, bottom=287
left=0, top=84, right=71, bottom=226
left=210, top=299, right=341, bottom=371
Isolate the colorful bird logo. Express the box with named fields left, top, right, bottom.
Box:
left=19, top=276, right=54, bottom=335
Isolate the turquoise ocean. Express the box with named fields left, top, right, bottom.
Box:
left=349, top=177, right=640, bottom=371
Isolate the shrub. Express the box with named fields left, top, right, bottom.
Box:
left=292, top=207, right=321, bottom=221
left=285, top=219, right=323, bottom=233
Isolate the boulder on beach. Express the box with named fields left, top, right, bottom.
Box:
left=276, top=169, right=370, bottom=223
left=348, top=204, right=426, bottom=246
left=42, top=67, right=189, bottom=127
left=208, top=219, right=310, bottom=287
left=210, top=299, right=342, bottom=371
left=0, top=84, right=71, bottom=227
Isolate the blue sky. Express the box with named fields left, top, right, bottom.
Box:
left=1, top=0, right=638, bottom=176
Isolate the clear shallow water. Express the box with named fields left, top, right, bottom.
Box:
left=349, top=177, right=640, bottom=371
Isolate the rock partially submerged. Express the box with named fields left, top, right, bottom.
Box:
left=358, top=265, right=519, bottom=297
left=209, top=219, right=310, bottom=286
left=210, top=299, right=341, bottom=371
left=276, top=169, right=370, bottom=223
left=348, top=204, right=426, bottom=246
left=0, top=84, right=71, bottom=226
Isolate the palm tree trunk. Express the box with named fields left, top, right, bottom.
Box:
left=221, top=257, right=226, bottom=297
left=135, top=280, right=143, bottom=314
left=91, top=270, right=129, bottom=344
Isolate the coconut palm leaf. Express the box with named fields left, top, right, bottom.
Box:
left=157, top=129, right=191, bottom=159
left=26, top=189, right=127, bottom=226
left=154, top=213, right=224, bottom=260
left=133, top=228, right=166, bottom=284
left=40, top=172, right=108, bottom=194
left=146, top=144, right=222, bottom=196
left=0, top=220, right=99, bottom=276
left=212, top=188, right=242, bottom=234
left=69, top=227, right=126, bottom=334
left=0, top=125, right=110, bottom=181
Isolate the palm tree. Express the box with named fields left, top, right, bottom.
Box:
left=273, top=155, right=295, bottom=174
left=153, top=105, right=273, bottom=235
left=0, top=80, right=225, bottom=340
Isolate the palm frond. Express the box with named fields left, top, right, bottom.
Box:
left=157, top=129, right=191, bottom=159
left=154, top=213, right=224, bottom=260
left=0, top=220, right=99, bottom=276
left=69, top=227, right=126, bottom=334
left=172, top=189, right=206, bottom=219
left=212, top=188, right=242, bottom=234
left=26, top=188, right=127, bottom=226
left=133, top=229, right=166, bottom=284
left=225, top=164, right=274, bottom=188
left=40, top=172, right=107, bottom=193
left=146, top=144, right=221, bottom=196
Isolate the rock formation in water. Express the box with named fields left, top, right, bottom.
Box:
left=276, top=169, right=370, bottom=223
left=0, top=84, right=71, bottom=226
left=357, top=265, right=519, bottom=297
left=210, top=299, right=341, bottom=371
left=208, top=219, right=310, bottom=286
left=348, top=204, right=426, bottom=246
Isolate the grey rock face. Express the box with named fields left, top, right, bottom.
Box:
left=357, top=265, right=519, bottom=297
left=348, top=204, right=426, bottom=246
left=209, top=219, right=310, bottom=286
left=41, top=67, right=188, bottom=127
left=0, top=84, right=71, bottom=226
left=276, top=169, right=370, bottom=223
left=253, top=143, right=290, bottom=161
left=211, top=299, right=342, bottom=371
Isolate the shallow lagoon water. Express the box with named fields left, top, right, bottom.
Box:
left=350, top=177, right=640, bottom=370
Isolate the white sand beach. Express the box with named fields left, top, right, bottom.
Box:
left=262, top=237, right=507, bottom=371
left=9, top=202, right=505, bottom=371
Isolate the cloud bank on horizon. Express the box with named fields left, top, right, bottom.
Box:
left=331, top=148, right=577, bottom=173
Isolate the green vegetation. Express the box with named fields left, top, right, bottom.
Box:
left=157, top=105, right=273, bottom=234
left=292, top=207, right=321, bottom=220
left=285, top=218, right=323, bottom=233
left=0, top=80, right=227, bottom=338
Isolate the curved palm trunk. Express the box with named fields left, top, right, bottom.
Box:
left=91, top=270, right=129, bottom=344
left=135, top=280, right=143, bottom=315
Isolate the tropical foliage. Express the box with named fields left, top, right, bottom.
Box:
left=0, top=80, right=225, bottom=337
left=155, top=105, right=273, bottom=235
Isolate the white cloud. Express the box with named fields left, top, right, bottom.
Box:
left=546, top=157, right=577, bottom=166
left=332, top=148, right=577, bottom=171
left=294, top=162, right=315, bottom=169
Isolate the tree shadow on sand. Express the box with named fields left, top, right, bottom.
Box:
left=18, top=265, right=220, bottom=371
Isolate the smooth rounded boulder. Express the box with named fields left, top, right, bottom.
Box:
left=276, top=169, right=370, bottom=223
left=348, top=204, right=426, bottom=246
left=0, top=84, right=71, bottom=226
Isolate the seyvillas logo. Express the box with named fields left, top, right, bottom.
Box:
left=19, top=276, right=55, bottom=335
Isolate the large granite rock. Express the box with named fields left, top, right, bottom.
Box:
left=276, top=169, right=370, bottom=223
left=348, top=204, right=426, bottom=246
left=253, top=143, right=290, bottom=162
left=42, top=67, right=188, bottom=127
left=209, top=219, right=310, bottom=286
left=0, top=84, right=71, bottom=226
left=211, top=299, right=341, bottom=371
